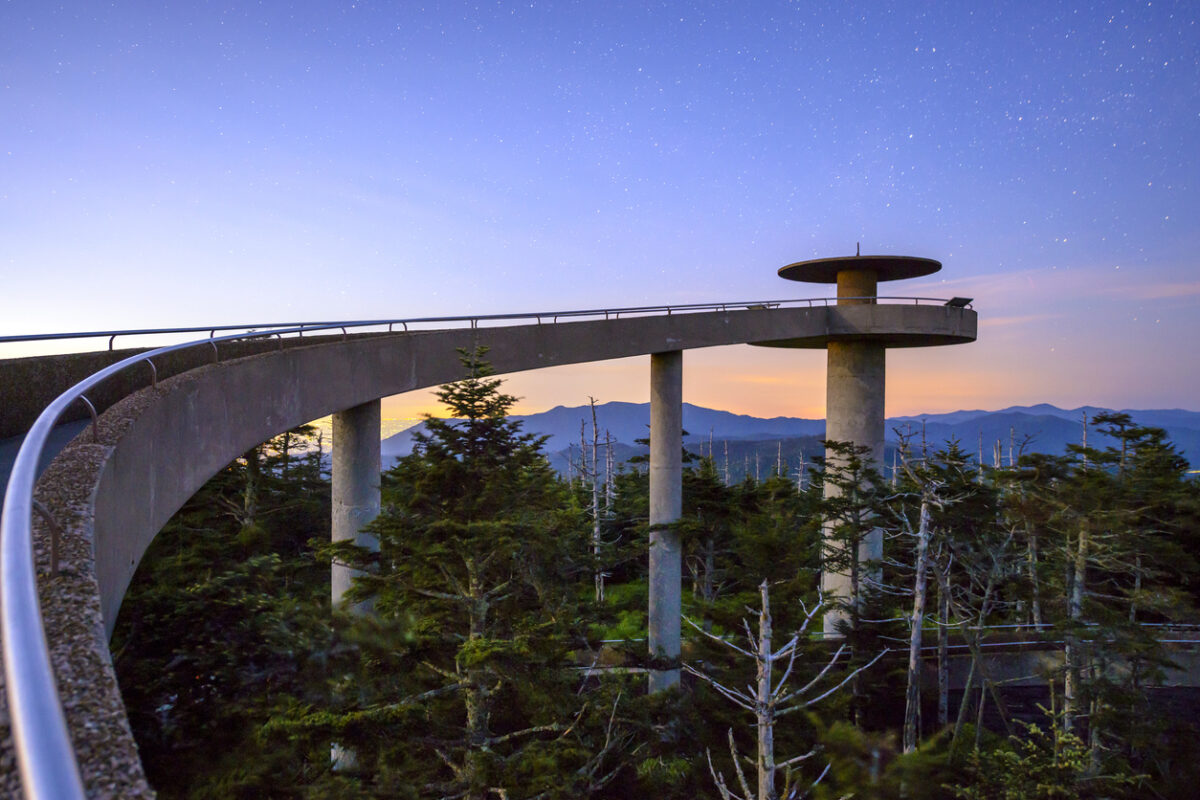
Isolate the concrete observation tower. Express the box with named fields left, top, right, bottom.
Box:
left=756, top=251, right=975, bottom=631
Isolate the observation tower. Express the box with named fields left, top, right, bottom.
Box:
left=756, top=250, right=976, bottom=630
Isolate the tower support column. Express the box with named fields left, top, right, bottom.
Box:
left=648, top=350, right=682, bottom=691
left=332, top=399, right=381, bottom=612
left=770, top=251, right=970, bottom=636
left=822, top=340, right=885, bottom=631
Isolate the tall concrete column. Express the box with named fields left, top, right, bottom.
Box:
left=331, top=399, right=381, bottom=611
left=648, top=350, right=683, bottom=692
left=822, top=340, right=886, bottom=630
left=821, top=266, right=886, bottom=633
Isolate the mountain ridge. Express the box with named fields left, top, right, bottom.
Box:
left=381, top=402, right=1200, bottom=469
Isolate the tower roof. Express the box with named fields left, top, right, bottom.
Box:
left=778, top=254, right=941, bottom=284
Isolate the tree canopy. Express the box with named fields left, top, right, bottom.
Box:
left=113, top=382, right=1200, bottom=800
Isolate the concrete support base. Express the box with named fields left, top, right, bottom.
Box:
left=330, top=399, right=381, bottom=769
left=822, top=341, right=885, bottom=634
left=331, top=399, right=381, bottom=612
left=648, top=350, right=682, bottom=692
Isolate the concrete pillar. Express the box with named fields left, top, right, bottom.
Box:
left=648, top=350, right=682, bottom=691
left=822, top=340, right=885, bottom=632
left=331, top=399, right=381, bottom=611
left=836, top=269, right=878, bottom=305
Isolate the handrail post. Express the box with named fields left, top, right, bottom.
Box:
left=30, top=501, right=62, bottom=578
left=77, top=396, right=98, bottom=443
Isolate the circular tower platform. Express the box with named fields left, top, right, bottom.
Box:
left=778, top=253, right=942, bottom=309
left=778, top=254, right=941, bottom=284
left=753, top=252, right=967, bottom=349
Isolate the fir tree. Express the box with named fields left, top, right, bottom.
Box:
left=326, top=347, right=623, bottom=799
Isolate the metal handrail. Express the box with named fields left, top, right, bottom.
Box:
left=0, top=295, right=971, bottom=798
left=0, top=295, right=971, bottom=350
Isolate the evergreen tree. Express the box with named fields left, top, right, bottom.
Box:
left=322, top=347, right=624, bottom=799
left=679, top=457, right=737, bottom=618
left=813, top=440, right=890, bottom=636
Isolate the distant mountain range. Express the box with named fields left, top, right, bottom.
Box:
left=382, top=402, right=1200, bottom=475
left=6, top=403, right=1193, bottom=501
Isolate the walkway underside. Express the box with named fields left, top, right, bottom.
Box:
left=3, top=301, right=974, bottom=797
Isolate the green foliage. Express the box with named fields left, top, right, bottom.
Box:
left=812, top=440, right=890, bottom=633
left=948, top=719, right=1141, bottom=800
left=809, top=719, right=952, bottom=800
left=586, top=578, right=648, bottom=641
left=296, top=348, right=624, bottom=799
left=112, top=394, right=1200, bottom=800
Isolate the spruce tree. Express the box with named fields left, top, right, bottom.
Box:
left=325, top=347, right=621, bottom=799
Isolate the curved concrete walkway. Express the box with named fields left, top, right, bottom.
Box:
left=6, top=302, right=974, bottom=796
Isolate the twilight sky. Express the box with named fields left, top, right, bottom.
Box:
left=3, top=1, right=1198, bottom=420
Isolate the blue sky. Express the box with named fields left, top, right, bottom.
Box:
left=3, top=1, right=1198, bottom=418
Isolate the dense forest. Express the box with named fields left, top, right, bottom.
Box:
left=112, top=352, right=1200, bottom=799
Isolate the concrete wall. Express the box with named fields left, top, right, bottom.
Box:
left=752, top=302, right=975, bottom=349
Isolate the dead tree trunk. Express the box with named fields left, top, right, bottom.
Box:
left=755, top=581, right=776, bottom=800
left=590, top=398, right=604, bottom=602
left=605, top=430, right=614, bottom=511
left=687, top=583, right=887, bottom=800
left=1064, top=412, right=1088, bottom=733
left=1028, top=521, right=1043, bottom=629
left=1064, top=516, right=1088, bottom=733
left=937, top=573, right=949, bottom=728
left=977, top=430, right=984, bottom=482
left=904, top=498, right=933, bottom=752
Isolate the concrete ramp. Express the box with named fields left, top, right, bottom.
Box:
left=2, top=301, right=976, bottom=796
